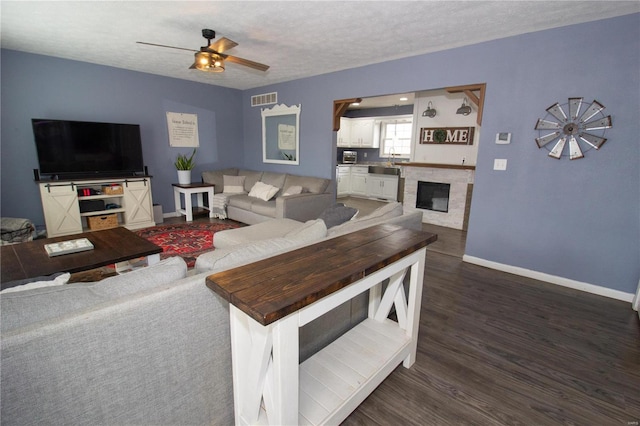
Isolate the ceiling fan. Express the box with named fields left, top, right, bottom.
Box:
left=136, top=29, right=269, bottom=73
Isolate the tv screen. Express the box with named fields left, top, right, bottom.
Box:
left=32, top=118, right=144, bottom=179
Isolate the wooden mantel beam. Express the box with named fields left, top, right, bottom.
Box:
left=446, top=83, right=486, bottom=126
left=333, top=98, right=362, bottom=131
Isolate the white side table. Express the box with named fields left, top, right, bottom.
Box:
left=172, top=183, right=215, bottom=222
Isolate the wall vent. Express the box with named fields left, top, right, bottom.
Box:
left=251, top=92, right=277, bottom=107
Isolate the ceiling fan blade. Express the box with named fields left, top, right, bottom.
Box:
left=208, top=37, right=238, bottom=53
left=225, top=55, right=270, bottom=72
left=136, top=41, right=196, bottom=53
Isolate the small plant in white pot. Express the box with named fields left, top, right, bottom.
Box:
left=174, top=149, right=196, bottom=185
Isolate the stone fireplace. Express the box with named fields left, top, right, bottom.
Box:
left=402, top=164, right=474, bottom=230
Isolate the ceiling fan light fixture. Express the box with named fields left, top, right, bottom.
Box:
left=194, top=51, right=225, bottom=73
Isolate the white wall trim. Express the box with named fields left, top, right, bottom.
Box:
left=462, top=255, right=635, bottom=303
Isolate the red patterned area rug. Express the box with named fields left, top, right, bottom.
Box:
left=134, top=222, right=241, bottom=268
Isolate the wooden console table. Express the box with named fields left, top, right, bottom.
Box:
left=206, top=224, right=437, bottom=425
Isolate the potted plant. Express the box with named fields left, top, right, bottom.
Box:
left=174, top=149, right=196, bottom=185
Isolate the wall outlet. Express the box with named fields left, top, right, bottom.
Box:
left=364, top=152, right=367, bottom=158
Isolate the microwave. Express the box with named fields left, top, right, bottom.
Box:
left=342, top=151, right=357, bottom=164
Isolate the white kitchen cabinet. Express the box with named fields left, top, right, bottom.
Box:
left=337, top=118, right=378, bottom=148
left=350, top=166, right=369, bottom=197
left=336, top=166, right=351, bottom=196
left=368, top=175, right=399, bottom=201
left=337, top=117, right=351, bottom=147
left=351, top=118, right=377, bottom=147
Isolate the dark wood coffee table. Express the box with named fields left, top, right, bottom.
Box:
left=1, top=227, right=162, bottom=284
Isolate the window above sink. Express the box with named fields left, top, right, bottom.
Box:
left=379, top=115, right=413, bottom=159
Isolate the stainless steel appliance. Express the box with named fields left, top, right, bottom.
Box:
left=342, top=151, right=357, bottom=164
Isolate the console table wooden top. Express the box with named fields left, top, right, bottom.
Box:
left=206, top=224, right=437, bottom=326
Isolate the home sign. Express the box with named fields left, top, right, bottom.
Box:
left=420, top=127, right=475, bottom=145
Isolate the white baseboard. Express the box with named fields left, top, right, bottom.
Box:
left=462, top=255, right=635, bottom=303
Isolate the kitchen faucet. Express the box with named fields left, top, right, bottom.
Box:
left=387, top=147, right=395, bottom=167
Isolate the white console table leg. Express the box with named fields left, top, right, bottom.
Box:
left=230, top=306, right=299, bottom=425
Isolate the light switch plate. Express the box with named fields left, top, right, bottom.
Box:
left=493, top=159, right=507, bottom=170
left=495, top=132, right=511, bottom=144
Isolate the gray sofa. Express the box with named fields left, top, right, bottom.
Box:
left=1, top=203, right=423, bottom=425
left=202, top=168, right=334, bottom=224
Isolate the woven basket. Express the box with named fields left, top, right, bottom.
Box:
left=102, top=185, right=123, bottom=195
left=87, top=214, right=118, bottom=230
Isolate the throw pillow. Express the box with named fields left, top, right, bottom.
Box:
left=223, top=175, right=246, bottom=194
left=318, top=203, right=358, bottom=228
left=284, top=219, right=327, bottom=243
left=248, top=181, right=280, bottom=201
left=282, top=185, right=303, bottom=196
left=358, top=201, right=403, bottom=220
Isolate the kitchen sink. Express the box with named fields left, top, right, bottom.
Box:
left=368, top=165, right=401, bottom=176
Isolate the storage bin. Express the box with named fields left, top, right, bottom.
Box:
left=153, top=204, right=164, bottom=224
left=102, top=185, right=123, bottom=195
left=87, top=214, right=118, bottom=230
left=79, top=199, right=105, bottom=213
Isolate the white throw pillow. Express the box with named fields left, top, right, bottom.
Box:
left=282, top=185, right=303, bottom=196
left=284, top=219, right=327, bottom=243
left=1, top=273, right=70, bottom=294
left=223, top=175, right=246, bottom=194
left=248, top=181, right=279, bottom=201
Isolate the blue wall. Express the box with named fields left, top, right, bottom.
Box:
left=0, top=50, right=243, bottom=225
left=240, top=14, right=639, bottom=295
left=1, top=14, right=638, bottom=295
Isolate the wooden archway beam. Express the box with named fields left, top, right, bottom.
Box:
left=446, top=83, right=486, bottom=126
left=333, top=98, right=362, bottom=131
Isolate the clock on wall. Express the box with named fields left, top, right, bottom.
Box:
left=535, top=97, right=612, bottom=160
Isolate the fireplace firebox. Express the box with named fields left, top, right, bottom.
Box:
left=416, top=181, right=451, bottom=213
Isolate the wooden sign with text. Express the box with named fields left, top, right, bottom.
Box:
left=420, top=127, right=475, bottom=145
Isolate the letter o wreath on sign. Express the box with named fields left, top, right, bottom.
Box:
left=433, top=129, right=447, bottom=143
left=534, top=97, right=612, bottom=160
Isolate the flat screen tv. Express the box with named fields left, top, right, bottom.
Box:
left=32, top=118, right=145, bottom=179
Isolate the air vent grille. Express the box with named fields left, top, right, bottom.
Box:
left=251, top=92, right=277, bottom=107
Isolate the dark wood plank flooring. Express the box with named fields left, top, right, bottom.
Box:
left=342, top=251, right=640, bottom=425
left=165, top=213, right=639, bottom=424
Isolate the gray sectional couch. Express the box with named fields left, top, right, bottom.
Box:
left=202, top=168, right=334, bottom=224
left=1, top=201, right=423, bottom=425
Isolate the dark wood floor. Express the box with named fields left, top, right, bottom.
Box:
left=342, top=251, right=640, bottom=425
left=165, top=212, right=639, bottom=424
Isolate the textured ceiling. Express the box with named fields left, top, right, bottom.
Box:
left=2, top=1, right=638, bottom=90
